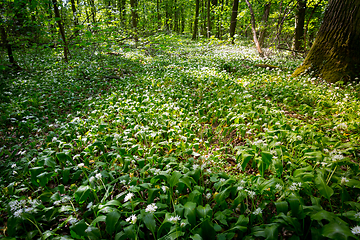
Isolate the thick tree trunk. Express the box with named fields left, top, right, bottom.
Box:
left=192, top=0, right=200, bottom=40
left=229, top=0, right=239, bottom=43
left=258, top=3, right=271, bottom=48
left=245, top=0, right=264, bottom=57
left=292, top=0, right=360, bottom=83
left=292, top=0, right=306, bottom=51
left=52, top=0, right=69, bottom=62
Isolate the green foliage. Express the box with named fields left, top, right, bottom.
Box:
left=1, top=34, right=360, bottom=240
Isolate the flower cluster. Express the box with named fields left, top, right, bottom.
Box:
left=289, top=182, right=302, bottom=191
left=145, top=203, right=158, bottom=213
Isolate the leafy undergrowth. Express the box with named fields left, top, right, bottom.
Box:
left=1, top=34, right=360, bottom=240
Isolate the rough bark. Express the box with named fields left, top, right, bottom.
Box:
left=292, top=0, right=306, bottom=51
left=229, top=0, right=239, bottom=43
left=258, top=2, right=271, bottom=48
left=192, top=0, right=200, bottom=40
left=245, top=0, right=264, bottom=57
left=52, top=0, right=69, bottom=62
left=292, top=0, right=360, bottom=83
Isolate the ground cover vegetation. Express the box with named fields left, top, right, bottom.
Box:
left=1, top=0, right=360, bottom=239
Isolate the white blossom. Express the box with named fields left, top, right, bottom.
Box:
left=145, top=203, right=158, bottom=213
left=124, top=193, right=134, bottom=202
left=77, top=163, right=84, bottom=168
left=252, top=207, right=262, bottom=215
left=275, top=184, right=283, bottom=191
left=95, top=173, right=102, bottom=180
left=126, top=214, right=137, bottom=224
left=351, top=226, right=360, bottom=235
left=169, top=215, right=181, bottom=223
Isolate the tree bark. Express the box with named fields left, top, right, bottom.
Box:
left=229, top=0, right=239, bottom=43
left=258, top=2, right=271, bottom=48
left=292, top=0, right=360, bottom=83
left=207, top=0, right=211, bottom=38
left=192, top=0, right=200, bottom=40
left=52, top=0, right=69, bottom=62
left=245, top=0, right=264, bottom=57
left=0, top=25, right=15, bottom=64
left=292, top=0, right=306, bottom=51
left=130, top=0, right=138, bottom=41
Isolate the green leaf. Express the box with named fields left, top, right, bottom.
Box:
left=106, top=211, right=121, bottom=234
left=241, top=153, right=254, bottom=170
left=70, top=219, right=87, bottom=237
left=196, top=204, right=212, bottom=219
left=143, top=213, right=156, bottom=234
left=184, top=201, right=197, bottom=225
left=74, top=185, right=91, bottom=204
left=321, top=222, right=354, bottom=240
left=85, top=226, right=101, bottom=240
left=190, top=234, right=203, bottom=240
left=169, top=171, right=182, bottom=188
left=315, top=171, right=334, bottom=199
left=275, top=201, right=288, bottom=214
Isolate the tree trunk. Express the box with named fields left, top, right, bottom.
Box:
left=229, top=0, right=239, bottom=43
left=130, top=0, right=138, bottom=41
left=245, top=0, right=264, bottom=57
left=292, top=0, right=306, bottom=51
left=292, top=0, right=360, bottom=83
left=0, top=25, right=15, bottom=64
left=192, top=0, right=200, bottom=40
left=52, top=0, right=69, bottom=62
left=258, top=2, right=271, bottom=48
left=207, top=0, right=211, bottom=38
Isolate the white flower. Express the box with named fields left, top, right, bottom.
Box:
left=289, top=182, right=302, bottom=191
left=145, top=203, right=158, bottom=213
left=161, top=186, right=168, bottom=193
left=193, top=164, right=200, bottom=170
left=275, top=184, right=283, bottom=191
left=252, top=207, right=262, bottom=215
left=95, top=173, right=102, bottom=180
left=124, top=193, right=134, bottom=202
left=89, top=176, right=95, bottom=183
left=180, top=222, right=186, bottom=227
left=351, top=226, right=360, bottom=235
left=341, top=177, right=349, bottom=185
left=206, top=193, right=212, bottom=199
left=78, top=163, right=84, bottom=168
left=296, top=135, right=303, bottom=141
left=126, top=214, right=137, bottom=224
left=11, top=163, right=16, bottom=168
left=219, top=178, right=226, bottom=182
left=246, top=190, right=256, bottom=198
left=12, top=171, right=17, bottom=175
left=169, top=215, right=181, bottom=223
left=237, top=186, right=244, bottom=191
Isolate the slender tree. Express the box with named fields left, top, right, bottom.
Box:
left=258, top=2, right=271, bottom=48
left=293, top=0, right=306, bottom=51
left=130, top=0, right=138, bottom=41
left=192, top=0, right=200, bottom=40
left=0, top=23, right=15, bottom=64
left=52, top=0, right=70, bottom=62
left=207, top=0, right=211, bottom=37
left=229, top=0, right=239, bottom=43
left=245, top=0, right=264, bottom=57
left=292, top=0, right=360, bottom=83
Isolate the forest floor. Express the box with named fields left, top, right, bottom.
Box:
left=1, top=34, right=360, bottom=239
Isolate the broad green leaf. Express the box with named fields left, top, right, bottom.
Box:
left=196, top=204, right=212, bottom=218
left=184, top=201, right=197, bottom=225
left=190, top=234, right=203, bottom=240
left=315, top=172, right=334, bottom=199
left=143, top=213, right=156, bottom=234
left=275, top=201, right=288, bottom=214
left=106, top=211, right=121, bottom=234
left=169, top=171, right=182, bottom=188
left=321, top=222, right=354, bottom=240
left=85, top=226, right=101, bottom=240
left=74, top=185, right=91, bottom=204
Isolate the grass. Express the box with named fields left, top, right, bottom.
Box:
left=1, top=34, right=360, bottom=240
